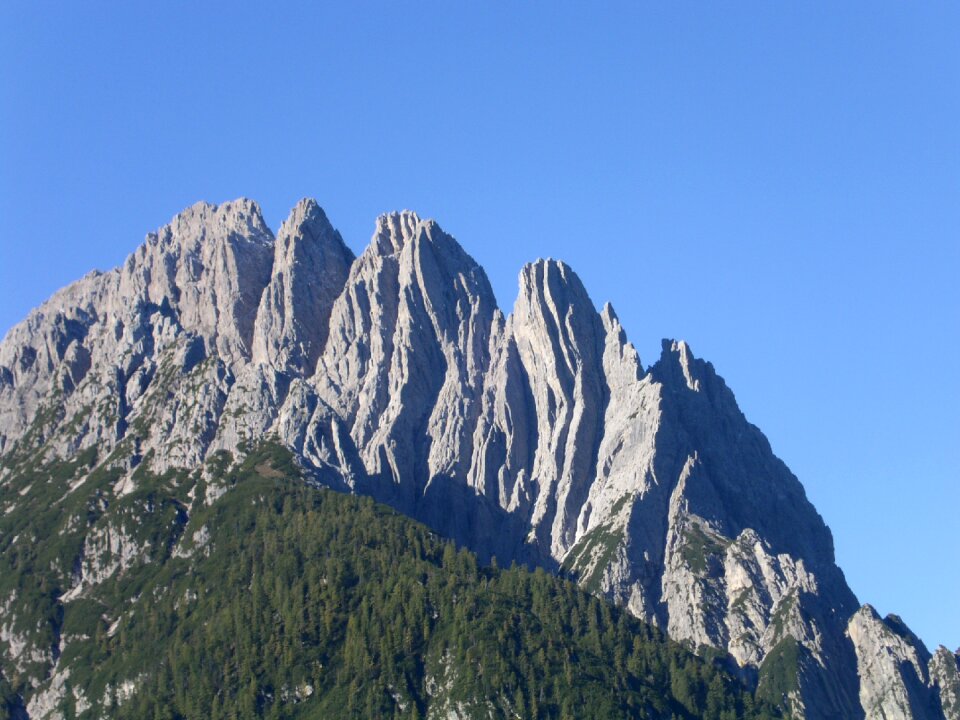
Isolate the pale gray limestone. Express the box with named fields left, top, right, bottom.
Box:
left=0, top=198, right=952, bottom=719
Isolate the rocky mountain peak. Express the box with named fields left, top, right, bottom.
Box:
left=599, top=300, right=619, bottom=326
left=149, top=198, right=273, bottom=250
left=311, top=211, right=497, bottom=503
left=847, top=604, right=947, bottom=719
left=517, top=258, right=592, bottom=309
left=512, top=258, right=604, bottom=381
left=251, top=199, right=354, bottom=372
left=116, top=198, right=275, bottom=364
left=599, top=301, right=644, bottom=385
left=656, top=338, right=703, bottom=392
left=278, top=197, right=327, bottom=235
left=0, top=199, right=953, bottom=720
left=370, top=210, right=422, bottom=256
left=498, top=258, right=610, bottom=555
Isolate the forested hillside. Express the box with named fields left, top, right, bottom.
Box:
left=0, top=442, right=784, bottom=719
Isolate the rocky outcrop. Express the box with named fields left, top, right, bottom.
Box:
left=505, top=260, right=609, bottom=557
left=25, top=668, right=73, bottom=720
left=313, top=211, right=497, bottom=509
left=117, top=199, right=274, bottom=365
left=0, top=199, right=275, bottom=475
left=931, top=647, right=960, bottom=720
left=0, top=269, right=116, bottom=456
left=251, top=198, right=354, bottom=373
left=0, top=198, right=951, bottom=719
left=847, top=605, right=944, bottom=719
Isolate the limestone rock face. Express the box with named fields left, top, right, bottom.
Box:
left=847, top=605, right=943, bottom=720
left=252, top=198, right=354, bottom=373
left=509, top=260, right=609, bottom=557
left=209, top=362, right=291, bottom=456
left=314, top=211, right=497, bottom=509
left=0, top=269, right=117, bottom=456
left=931, top=647, right=960, bottom=720
left=0, top=200, right=275, bottom=473
left=0, top=199, right=952, bottom=720
left=117, top=199, right=274, bottom=365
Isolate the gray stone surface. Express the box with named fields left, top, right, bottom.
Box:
left=847, top=605, right=943, bottom=719
left=0, top=198, right=952, bottom=719
left=252, top=198, right=354, bottom=373
left=931, top=647, right=960, bottom=720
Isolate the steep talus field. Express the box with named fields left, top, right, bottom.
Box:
left=1, top=198, right=956, bottom=719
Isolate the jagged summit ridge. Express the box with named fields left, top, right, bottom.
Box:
left=251, top=198, right=354, bottom=372
left=312, top=209, right=497, bottom=503
left=0, top=198, right=953, bottom=720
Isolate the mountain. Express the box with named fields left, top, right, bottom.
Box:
left=1, top=198, right=956, bottom=719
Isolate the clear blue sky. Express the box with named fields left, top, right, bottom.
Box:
left=2, top=2, right=957, bottom=651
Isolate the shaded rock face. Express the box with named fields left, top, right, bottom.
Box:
left=930, top=647, right=960, bottom=720
left=0, top=198, right=951, bottom=719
